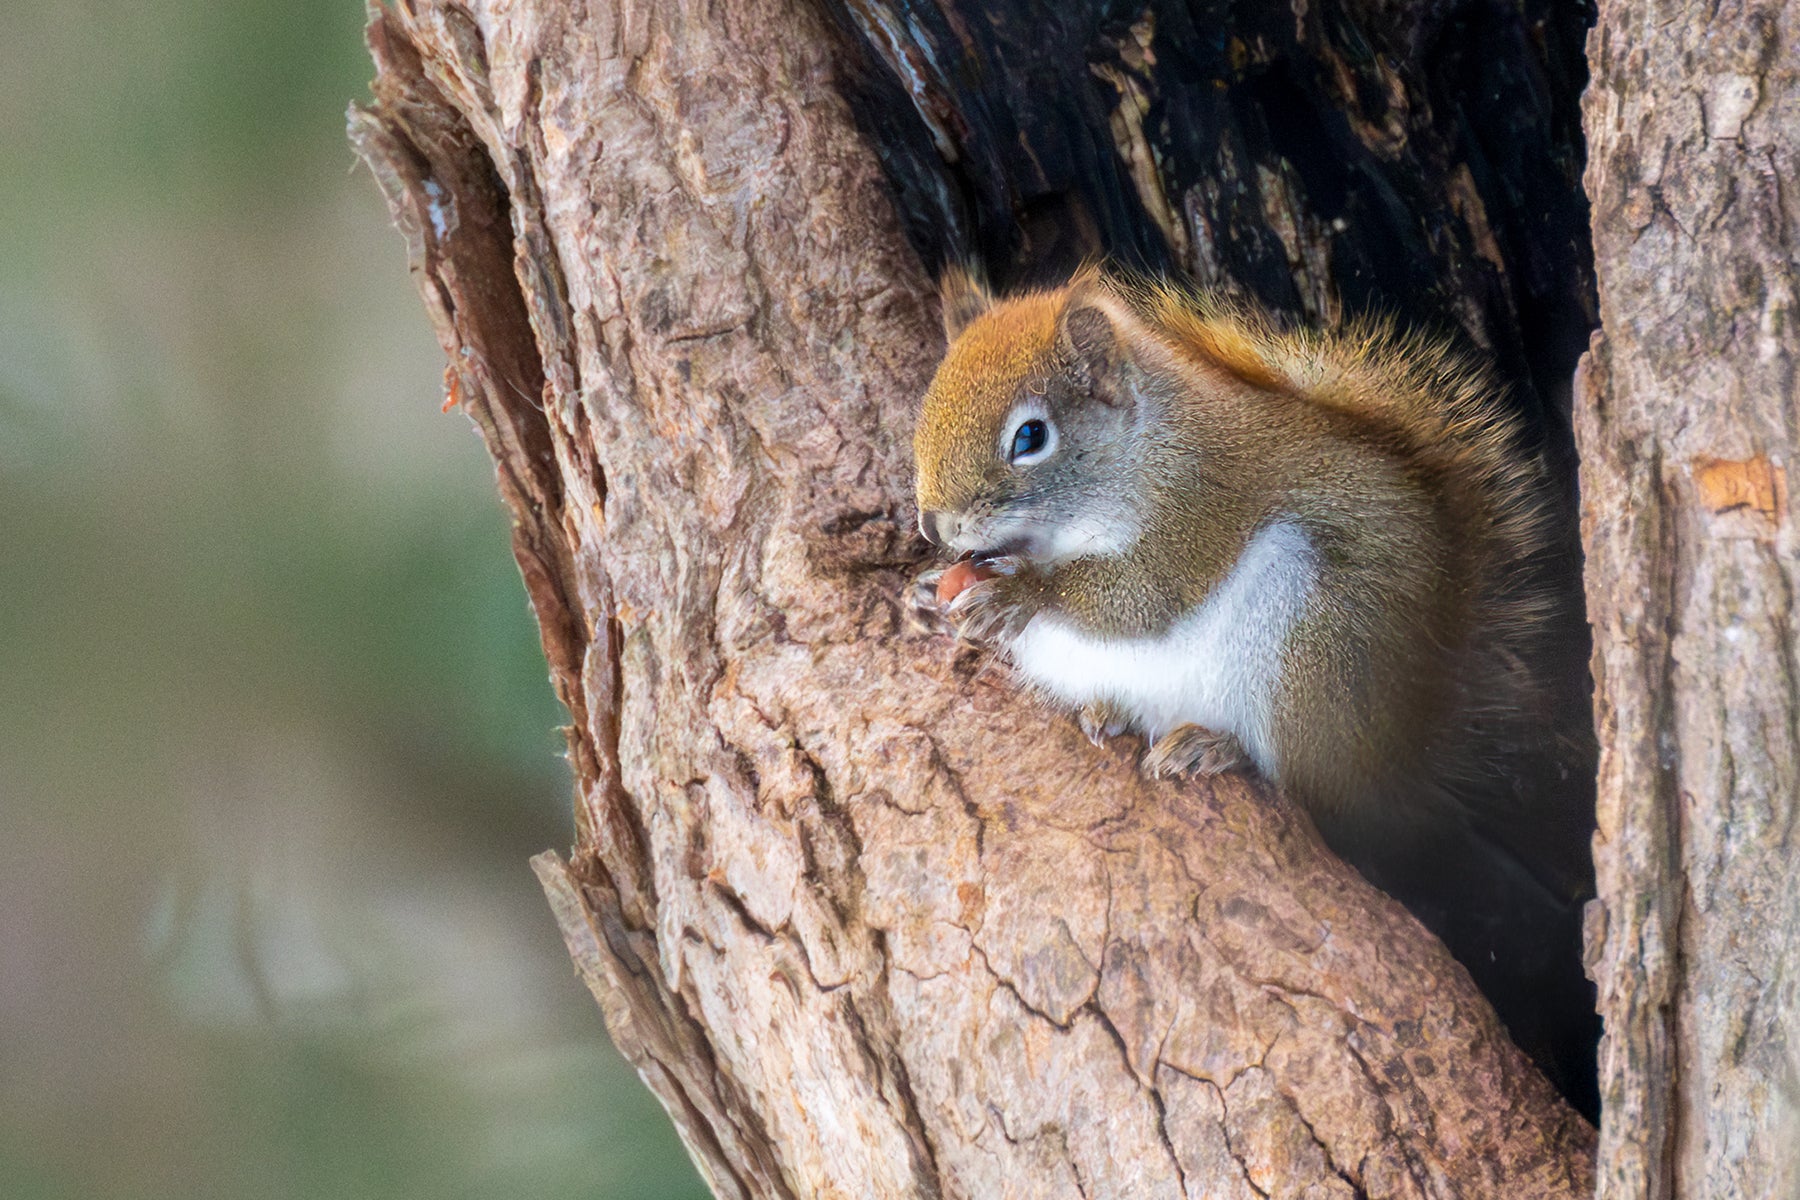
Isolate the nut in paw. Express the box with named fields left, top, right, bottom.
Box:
left=943, top=556, right=1034, bottom=647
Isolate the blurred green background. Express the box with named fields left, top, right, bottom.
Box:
left=0, top=2, right=706, bottom=1197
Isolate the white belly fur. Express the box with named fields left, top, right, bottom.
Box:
left=1006, top=521, right=1318, bottom=773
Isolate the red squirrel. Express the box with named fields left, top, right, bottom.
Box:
left=912, top=267, right=1600, bottom=1117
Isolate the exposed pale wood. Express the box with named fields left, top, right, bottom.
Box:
left=1579, top=0, right=1800, bottom=1196
left=352, top=0, right=1600, bottom=1195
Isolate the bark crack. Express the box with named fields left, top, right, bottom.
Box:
left=1085, top=997, right=1191, bottom=1193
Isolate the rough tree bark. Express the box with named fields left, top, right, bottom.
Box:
left=1579, top=0, right=1799, bottom=1196
left=347, top=0, right=1614, bottom=1195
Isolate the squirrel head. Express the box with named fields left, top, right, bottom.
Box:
left=914, top=268, right=1160, bottom=563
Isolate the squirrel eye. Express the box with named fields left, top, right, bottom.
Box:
left=1009, top=418, right=1052, bottom=464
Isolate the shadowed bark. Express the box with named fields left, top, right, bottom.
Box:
left=347, top=0, right=1620, bottom=1195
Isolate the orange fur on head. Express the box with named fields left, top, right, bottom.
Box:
left=916, top=286, right=1066, bottom=513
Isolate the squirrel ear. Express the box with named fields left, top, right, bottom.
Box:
left=1056, top=300, right=1131, bottom=407
left=938, top=264, right=993, bottom=340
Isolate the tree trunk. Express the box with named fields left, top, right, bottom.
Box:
left=347, top=0, right=1616, bottom=1194
left=1579, top=0, right=1800, bottom=1196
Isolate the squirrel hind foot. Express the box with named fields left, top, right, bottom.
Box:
left=1143, top=724, right=1252, bottom=780
left=1077, top=700, right=1130, bottom=747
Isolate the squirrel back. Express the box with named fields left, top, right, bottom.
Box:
left=1154, top=286, right=1595, bottom=888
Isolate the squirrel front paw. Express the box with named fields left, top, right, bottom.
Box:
left=905, top=566, right=953, bottom=635
left=942, top=556, right=1037, bottom=647
left=1143, top=724, right=1252, bottom=780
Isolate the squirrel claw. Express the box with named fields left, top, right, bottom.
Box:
left=944, top=573, right=1034, bottom=646
left=1077, top=701, right=1129, bottom=747
left=906, top=566, right=952, bottom=635
left=1144, top=724, right=1251, bottom=780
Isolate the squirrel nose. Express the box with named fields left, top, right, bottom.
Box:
left=919, top=511, right=947, bottom=548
